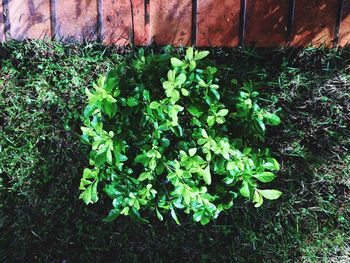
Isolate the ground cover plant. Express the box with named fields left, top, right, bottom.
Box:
left=80, top=47, right=281, bottom=224
left=0, top=41, right=349, bottom=262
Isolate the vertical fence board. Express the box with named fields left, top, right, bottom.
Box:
left=339, top=0, right=350, bottom=46
left=8, top=0, right=51, bottom=40
left=102, top=0, right=132, bottom=45
left=197, top=0, right=240, bottom=47
left=150, top=0, right=192, bottom=46
left=291, top=0, right=337, bottom=47
left=133, top=0, right=151, bottom=45
left=245, top=0, right=288, bottom=47
left=0, top=2, right=4, bottom=42
left=55, top=0, right=98, bottom=42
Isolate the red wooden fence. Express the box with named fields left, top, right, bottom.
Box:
left=1, top=0, right=350, bottom=47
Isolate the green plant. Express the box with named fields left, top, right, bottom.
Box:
left=79, top=48, right=282, bottom=225
left=230, top=80, right=281, bottom=141
left=2, top=41, right=350, bottom=262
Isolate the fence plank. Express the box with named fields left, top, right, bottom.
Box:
left=8, top=0, right=51, bottom=40
left=132, top=0, right=151, bottom=46
left=150, top=0, right=192, bottom=46
left=55, top=0, right=98, bottom=42
left=245, top=0, right=288, bottom=47
left=0, top=2, right=4, bottom=42
left=197, top=0, right=240, bottom=47
left=290, top=0, right=337, bottom=47
left=339, top=0, right=350, bottom=46
left=102, top=0, right=132, bottom=45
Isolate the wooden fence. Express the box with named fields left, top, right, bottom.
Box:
left=1, top=0, right=350, bottom=47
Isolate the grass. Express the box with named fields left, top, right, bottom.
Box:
left=0, top=41, right=349, bottom=262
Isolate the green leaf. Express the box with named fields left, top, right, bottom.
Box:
left=263, top=158, right=280, bottom=171
left=150, top=101, right=160, bottom=109
left=134, top=154, right=149, bottom=164
left=171, top=58, right=185, bottom=67
left=239, top=181, right=250, bottom=198
left=256, top=118, right=266, bottom=131
left=258, top=189, right=282, bottom=200
left=253, top=190, right=263, bottom=207
left=186, top=47, right=194, bottom=60
left=176, top=73, right=186, bottom=85
left=200, top=215, right=211, bottom=225
left=264, top=112, right=281, bottom=125
left=83, top=168, right=95, bottom=179
left=130, top=208, right=149, bottom=224
left=103, top=100, right=117, bottom=118
left=156, top=207, right=164, bottom=221
left=79, top=182, right=98, bottom=205
left=253, top=172, right=276, bottom=183
left=103, top=208, right=121, bottom=222
left=127, top=97, right=139, bottom=107
left=207, top=66, right=218, bottom=75
left=163, top=81, right=173, bottom=91
left=143, top=89, right=150, bottom=101
left=169, top=90, right=180, bottom=101
left=170, top=207, right=180, bottom=225
left=104, top=75, right=119, bottom=93
left=197, top=77, right=208, bottom=88
left=193, top=211, right=202, bottom=222
left=252, top=91, right=259, bottom=97
left=210, top=88, right=220, bottom=100
left=79, top=178, right=91, bottom=190
left=207, top=116, right=216, bottom=127
left=79, top=186, right=91, bottom=204
left=156, top=163, right=165, bottom=175
left=183, top=190, right=191, bottom=205
left=114, top=152, right=128, bottom=163
left=83, top=105, right=95, bottom=118
left=189, top=60, right=196, bottom=71
left=194, top=51, right=209, bottom=61
left=149, top=158, right=157, bottom=170
left=189, top=148, right=197, bottom=157
left=187, top=105, right=203, bottom=118
left=217, top=109, right=228, bottom=117
left=85, top=87, right=93, bottom=98
left=226, top=162, right=236, bottom=170
left=138, top=171, right=152, bottom=181
left=203, top=165, right=212, bottom=185
left=106, top=95, right=117, bottom=103
left=197, top=138, right=207, bottom=145
left=243, top=147, right=252, bottom=155
left=104, top=186, right=121, bottom=199
left=216, top=116, right=225, bottom=124
left=201, top=129, right=208, bottom=139
left=91, top=181, right=99, bottom=203
left=181, top=88, right=189, bottom=96
left=95, top=152, right=107, bottom=165
left=107, top=149, right=113, bottom=163
left=167, top=70, right=176, bottom=81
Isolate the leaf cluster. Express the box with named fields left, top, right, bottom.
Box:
left=80, top=48, right=282, bottom=224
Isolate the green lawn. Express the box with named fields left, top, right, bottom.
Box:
left=0, top=41, right=349, bottom=262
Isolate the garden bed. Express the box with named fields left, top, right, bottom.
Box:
left=0, top=41, right=349, bottom=262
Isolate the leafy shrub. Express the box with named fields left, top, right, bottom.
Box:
left=80, top=48, right=281, bottom=225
